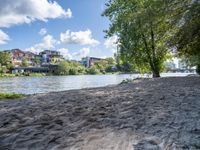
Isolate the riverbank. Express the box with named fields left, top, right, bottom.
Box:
left=0, top=73, right=47, bottom=77
left=0, top=77, right=200, bottom=149
left=0, top=72, right=121, bottom=77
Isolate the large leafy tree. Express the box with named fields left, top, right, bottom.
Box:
left=170, top=0, right=200, bottom=73
left=0, top=52, right=12, bottom=66
left=21, top=58, right=29, bottom=67
left=93, top=58, right=116, bottom=73
left=103, top=0, right=180, bottom=77
left=55, top=61, right=86, bottom=75
left=0, top=51, right=13, bottom=73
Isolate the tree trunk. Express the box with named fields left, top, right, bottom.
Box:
left=152, top=61, right=161, bottom=78
left=197, top=64, right=200, bottom=75
left=152, top=70, right=160, bottom=78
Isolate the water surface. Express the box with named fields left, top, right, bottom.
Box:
left=0, top=73, right=193, bottom=94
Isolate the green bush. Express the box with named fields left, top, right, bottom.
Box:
left=0, top=73, right=15, bottom=77
left=0, top=93, right=25, bottom=100
left=29, top=73, right=46, bottom=76
left=69, top=68, right=77, bottom=75
left=55, top=61, right=86, bottom=75
left=87, top=67, right=100, bottom=75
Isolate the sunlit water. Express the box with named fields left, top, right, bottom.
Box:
left=0, top=73, right=194, bottom=94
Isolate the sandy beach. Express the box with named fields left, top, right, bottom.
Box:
left=0, top=77, right=200, bottom=150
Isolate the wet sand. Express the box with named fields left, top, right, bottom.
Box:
left=0, top=77, right=200, bottom=150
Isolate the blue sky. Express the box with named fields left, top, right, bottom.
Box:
left=0, top=0, right=118, bottom=60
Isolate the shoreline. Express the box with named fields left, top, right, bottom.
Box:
left=0, top=72, right=123, bottom=78
left=0, top=77, right=200, bottom=149
left=0, top=72, right=195, bottom=78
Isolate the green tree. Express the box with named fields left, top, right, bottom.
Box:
left=33, top=56, right=41, bottom=65
left=92, top=58, right=116, bottom=73
left=103, top=0, right=176, bottom=77
left=55, top=61, right=70, bottom=75
left=55, top=61, right=86, bottom=75
left=0, top=64, right=4, bottom=74
left=170, top=0, right=200, bottom=74
left=21, top=58, right=29, bottom=67
left=105, top=57, right=115, bottom=65
left=94, top=60, right=107, bottom=73
left=87, top=66, right=100, bottom=75
left=0, top=52, right=12, bottom=67
left=0, top=52, right=12, bottom=73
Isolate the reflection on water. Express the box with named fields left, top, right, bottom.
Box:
left=0, top=73, right=193, bottom=94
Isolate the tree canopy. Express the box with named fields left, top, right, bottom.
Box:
left=170, top=0, right=200, bottom=73
left=103, top=0, right=176, bottom=77
left=0, top=52, right=12, bottom=67
left=0, top=52, right=12, bottom=73
left=55, top=61, right=86, bottom=75
left=21, top=58, right=29, bottom=67
left=103, top=0, right=198, bottom=76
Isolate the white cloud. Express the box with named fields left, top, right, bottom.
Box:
left=59, top=48, right=90, bottom=60
left=60, top=29, right=100, bottom=46
left=73, top=48, right=90, bottom=59
left=39, top=28, right=47, bottom=36
left=0, top=30, right=10, bottom=44
left=0, top=0, right=72, bottom=28
left=58, top=48, right=72, bottom=60
left=26, top=34, right=59, bottom=53
left=104, top=35, right=119, bottom=52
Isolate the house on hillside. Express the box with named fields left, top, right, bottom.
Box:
left=4, top=49, right=35, bottom=67
left=38, top=50, right=64, bottom=64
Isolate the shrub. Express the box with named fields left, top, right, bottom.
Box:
left=87, top=67, right=100, bottom=75
left=0, top=93, right=25, bottom=100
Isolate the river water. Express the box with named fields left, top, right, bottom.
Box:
left=0, top=73, right=193, bottom=94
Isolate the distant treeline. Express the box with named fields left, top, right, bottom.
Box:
left=0, top=52, right=134, bottom=76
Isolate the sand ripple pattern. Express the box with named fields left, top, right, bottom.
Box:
left=0, top=77, right=200, bottom=150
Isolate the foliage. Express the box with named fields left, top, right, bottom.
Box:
left=0, top=93, right=25, bottom=100
left=55, top=61, right=86, bottom=75
left=114, top=52, right=135, bottom=72
left=86, top=66, right=100, bottom=74
left=0, top=52, right=12, bottom=66
left=21, top=58, right=29, bottom=67
left=33, top=56, right=41, bottom=65
left=0, top=73, right=46, bottom=77
left=102, top=0, right=180, bottom=77
left=55, top=58, right=117, bottom=75
left=93, top=60, right=108, bottom=73
left=170, top=0, right=200, bottom=72
left=22, top=73, right=47, bottom=76
left=91, top=57, right=116, bottom=73
left=0, top=73, right=16, bottom=77
left=105, top=57, right=115, bottom=65
left=0, top=65, right=8, bottom=74
left=0, top=52, right=13, bottom=73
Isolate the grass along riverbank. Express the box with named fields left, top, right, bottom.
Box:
left=0, top=71, right=125, bottom=77
left=0, top=73, right=47, bottom=77
left=0, top=93, right=25, bottom=100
